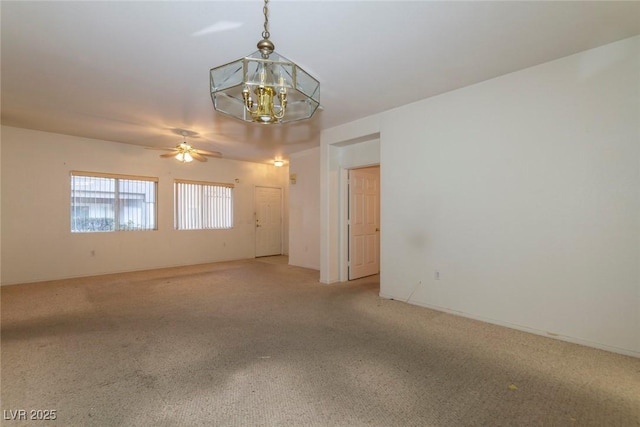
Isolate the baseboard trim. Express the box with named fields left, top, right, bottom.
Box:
left=379, top=292, right=639, bottom=359
left=1, top=257, right=256, bottom=287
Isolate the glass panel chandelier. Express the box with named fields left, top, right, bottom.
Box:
left=210, top=0, right=320, bottom=124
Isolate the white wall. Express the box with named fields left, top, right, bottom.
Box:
left=1, top=126, right=289, bottom=285
left=321, top=36, right=640, bottom=356
left=288, top=147, right=320, bottom=270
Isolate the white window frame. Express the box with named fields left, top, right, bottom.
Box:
left=70, top=171, right=158, bottom=233
left=174, top=179, right=234, bottom=230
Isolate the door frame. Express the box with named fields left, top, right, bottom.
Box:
left=254, top=185, right=284, bottom=258
left=340, top=163, right=380, bottom=281
left=347, top=166, right=381, bottom=280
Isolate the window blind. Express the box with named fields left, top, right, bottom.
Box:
left=174, top=180, right=233, bottom=230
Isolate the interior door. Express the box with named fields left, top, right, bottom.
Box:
left=255, top=186, right=282, bottom=257
left=348, top=167, right=380, bottom=280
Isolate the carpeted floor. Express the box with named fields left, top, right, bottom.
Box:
left=1, top=257, right=639, bottom=426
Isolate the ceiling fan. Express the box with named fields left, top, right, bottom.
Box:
left=151, top=132, right=222, bottom=163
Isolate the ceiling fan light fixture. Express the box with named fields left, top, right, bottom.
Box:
left=176, top=151, right=194, bottom=163
left=273, top=160, right=284, bottom=167
left=151, top=130, right=222, bottom=163
left=210, top=0, right=320, bottom=124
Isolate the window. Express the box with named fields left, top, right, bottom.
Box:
left=71, top=171, right=157, bottom=232
left=174, top=180, right=234, bottom=230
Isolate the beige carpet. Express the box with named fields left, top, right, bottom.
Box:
left=2, top=257, right=639, bottom=426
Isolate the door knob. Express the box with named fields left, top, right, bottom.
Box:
left=376, top=227, right=380, bottom=232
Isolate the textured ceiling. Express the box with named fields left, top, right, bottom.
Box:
left=2, top=1, right=639, bottom=164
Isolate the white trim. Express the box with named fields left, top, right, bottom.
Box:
left=254, top=185, right=283, bottom=258
left=342, top=164, right=381, bottom=282
left=340, top=168, right=349, bottom=282
left=380, top=293, right=640, bottom=359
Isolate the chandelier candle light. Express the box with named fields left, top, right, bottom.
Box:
left=210, top=0, right=320, bottom=124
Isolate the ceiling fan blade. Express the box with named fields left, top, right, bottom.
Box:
left=191, top=152, right=208, bottom=162
left=146, top=146, right=177, bottom=151
left=160, top=151, right=179, bottom=158
left=195, top=149, right=223, bottom=157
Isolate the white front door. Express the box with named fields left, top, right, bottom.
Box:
left=348, top=167, right=380, bottom=280
left=255, top=186, right=282, bottom=257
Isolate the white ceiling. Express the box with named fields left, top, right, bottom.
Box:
left=2, top=1, right=639, bottom=164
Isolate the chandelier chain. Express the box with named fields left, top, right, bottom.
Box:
left=262, top=0, right=270, bottom=40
